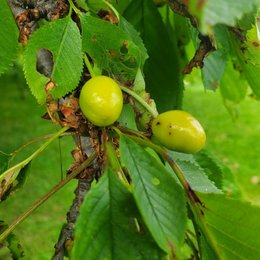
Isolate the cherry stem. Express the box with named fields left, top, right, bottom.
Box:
left=102, top=0, right=120, bottom=21
left=68, top=0, right=81, bottom=15
left=120, top=85, right=158, bottom=118
left=84, top=54, right=96, bottom=78
left=0, top=152, right=97, bottom=242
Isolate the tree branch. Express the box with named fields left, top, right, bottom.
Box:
left=166, top=0, right=215, bottom=74
left=52, top=177, right=95, bottom=259
left=8, top=0, right=69, bottom=45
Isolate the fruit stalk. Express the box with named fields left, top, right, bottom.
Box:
left=120, top=85, right=158, bottom=118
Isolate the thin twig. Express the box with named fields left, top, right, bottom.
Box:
left=166, top=0, right=215, bottom=74
left=0, top=152, right=97, bottom=242
left=84, top=54, right=96, bottom=78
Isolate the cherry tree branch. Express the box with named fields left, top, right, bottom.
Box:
left=166, top=0, right=215, bottom=74
left=52, top=178, right=95, bottom=259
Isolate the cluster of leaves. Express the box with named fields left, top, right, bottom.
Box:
left=188, top=0, right=260, bottom=117
left=0, top=0, right=260, bottom=259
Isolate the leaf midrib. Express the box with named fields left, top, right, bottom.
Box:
left=126, top=145, right=169, bottom=250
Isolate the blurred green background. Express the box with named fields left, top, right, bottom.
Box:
left=0, top=67, right=259, bottom=259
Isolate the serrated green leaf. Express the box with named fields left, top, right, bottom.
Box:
left=244, top=25, right=260, bottom=67
left=202, top=50, right=227, bottom=90
left=119, top=16, right=148, bottom=58
left=0, top=249, right=11, bottom=260
left=237, top=8, right=258, bottom=30
left=175, top=160, right=221, bottom=194
left=214, top=25, right=232, bottom=51
left=193, top=0, right=260, bottom=33
left=0, top=220, right=24, bottom=259
left=118, top=104, right=138, bottom=130
left=24, top=17, right=83, bottom=104
left=6, top=233, right=25, bottom=259
left=219, top=58, right=248, bottom=118
left=0, top=162, right=31, bottom=202
left=220, top=59, right=248, bottom=103
left=81, top=14, right=148, bottom=81
left=72, top=168, right=164, bottom=260
left=168, top=150, right=195, bottom=163
left=0, top=241, right=13, bottom=260
left=124, top=0, right=183, bottom=112
left=194, top=150, right=242, bottom=199
left=0, top=127, right=67, bottom=202
left=242, top=61, right=260, bottom=98
left=193, top=150, right=223, bottom=189
left=195, top=193, right=260, bottom=259
left=0, top=0, right=19, bottom=75
left=120, top=135, right=187, bottom=253
left=228, top=25, right=260, bottom=98
left=0, top=151, right=12, bottom=175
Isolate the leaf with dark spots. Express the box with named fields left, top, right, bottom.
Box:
left=24, top=17, right=83, bottom=104
left=81, top=14, right=148, bottom=81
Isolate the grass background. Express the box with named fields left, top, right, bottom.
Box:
left=0, top=69, right=259, bottom=259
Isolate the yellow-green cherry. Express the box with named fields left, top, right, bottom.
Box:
left=79, top=76, right=123, bottom=127
left=152, top=110, right=206, bottom=153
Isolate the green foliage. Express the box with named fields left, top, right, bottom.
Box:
left=220, top=59, right=248, bottom=117
left=233, top=25, right=260, bottom=98
left=124, top=0, right=183, bottom=112
left=189, top=0, right=259, bottom=33
left=81, top=14, right=147, bottom=81
left=0, top=0, right=19, bottom=75
left=0, top=127, right=67, bottom=202
left=188, top=3, right=260, bottom=107
left=195, top=193, right=260, bottom=259
left=118, top=104, right=137, bottom=130
left=120, top=135, right=187, bottom=253
left=193, top=150, right=223, bottom=189
left=175, top=160, right=221, bottom=193
left=24, top=17, right=83, bottom=104
left=72, top=168, right=164, bottom=260
left=0, top=221, right=24, bottom=259
left=0, top=160, right=31, bottom=202
left=202, top=50, right=227, bottom=90
left=6, top=233, right=25, bottom=259
left=1, top=0, right=260, bottom=259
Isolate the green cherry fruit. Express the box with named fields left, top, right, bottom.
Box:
left=79, top=76, right=123, bottom=127
left=152, top=110, right=206, bottom=153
